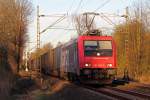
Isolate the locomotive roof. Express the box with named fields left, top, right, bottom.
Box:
left=78, top=35, right=113, bottom=39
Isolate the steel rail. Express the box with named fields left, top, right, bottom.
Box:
left=106, top=87, right=150, bottom=99
left=79, top=85, right=131, bottom=100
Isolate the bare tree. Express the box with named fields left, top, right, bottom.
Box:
left=133, top=0, right=150, bottom=32
left=114, top=0, right=150, bottom=82
left=0, top=0, right=33, bottom=73
left=0, top=0, right=33, bottom=98
left=73, top=14, right=96, bottom=35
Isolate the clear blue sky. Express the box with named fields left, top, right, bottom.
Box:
left=28, top=0, right=136, bottom=50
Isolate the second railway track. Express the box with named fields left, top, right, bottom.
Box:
left=106, top=86, right=150, bottom=100
left=79, top=84, right=150, bottom=100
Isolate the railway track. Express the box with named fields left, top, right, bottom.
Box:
left=80, top=84, right=150, bottom=100
left=82, top=85, right=131, bottom=100
left=41, top=75, right=150, bottom=99
left=137, top=84, right=150, bottom=90
left=106, top=86, right=150, bottom=100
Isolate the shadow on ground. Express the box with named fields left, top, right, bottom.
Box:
left=33, top=82, right=111, bottom=100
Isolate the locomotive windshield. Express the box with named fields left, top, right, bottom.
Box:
left=84, top=40, right=112, bottom=56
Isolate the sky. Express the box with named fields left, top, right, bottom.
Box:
left=27, top=0, right=136, bottom=51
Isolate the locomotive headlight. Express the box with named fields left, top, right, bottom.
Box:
left=97, top=53, right=100, bottom=56
left=85, top=64, right=89, bottom=67
left=107, top=64, right=112, bottom=67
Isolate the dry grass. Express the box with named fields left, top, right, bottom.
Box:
left=116, top=82, right=138, bottom=90
left=51, top=81, right=69, bottom=93
left=25, top=79, right=71, bottom=100
left=138, top=75, right=150, bottom=84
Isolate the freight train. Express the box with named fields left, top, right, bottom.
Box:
left=30, top=32, right=117, bottom=84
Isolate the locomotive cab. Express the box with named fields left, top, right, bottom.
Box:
left=78, top=35, right=117, bottom=84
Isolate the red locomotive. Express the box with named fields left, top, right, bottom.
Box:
left=30, top=32, right=117, bottom=84
left=59, top=35, right=116, bottom=83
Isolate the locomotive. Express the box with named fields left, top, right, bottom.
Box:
left=30, top=31, right=117, bottom=84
